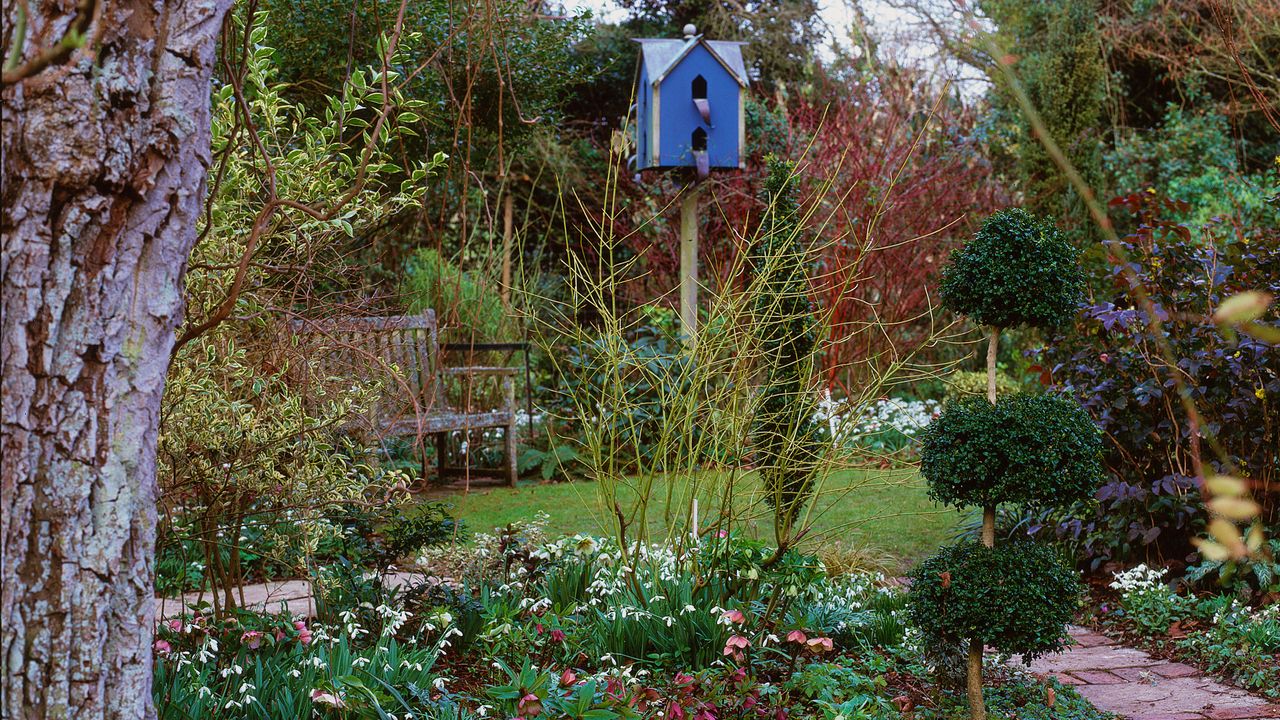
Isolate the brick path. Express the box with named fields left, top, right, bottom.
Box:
left=1021, top=626, right=1280, bottom=720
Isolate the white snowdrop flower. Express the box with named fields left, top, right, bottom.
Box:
left=433, top=677, right=447, bottom=691
left=477, top=705, right=491, bottom=717
left=197, top=687, right=213, bottom=698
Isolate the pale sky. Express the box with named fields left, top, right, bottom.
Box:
left=559, top=0, right=986, bottom=90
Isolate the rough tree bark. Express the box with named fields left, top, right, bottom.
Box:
left=1, top=1, right=230, bottom=718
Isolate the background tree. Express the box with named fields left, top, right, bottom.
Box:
left=749, top=158, right=823, bottom=542
left=981, top=0, right=1107, bottom=229
left=1, top=1, right=232, bottom=717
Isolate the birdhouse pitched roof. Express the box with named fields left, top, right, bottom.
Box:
left=634, top=36, right=749, bottom=88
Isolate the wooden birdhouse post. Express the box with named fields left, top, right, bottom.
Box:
left=631, top=25, right=749, bottom=343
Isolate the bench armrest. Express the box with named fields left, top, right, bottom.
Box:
left=442, top=366, right=519, bottom=376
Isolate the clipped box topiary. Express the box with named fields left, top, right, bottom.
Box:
left=921, top=393, right=1104, bottom=510
left=910, top=206, right=1094, bottom=720
left=909, top=540, right=1083, bottom=663
left=940, top=208, right=1085, bottom=330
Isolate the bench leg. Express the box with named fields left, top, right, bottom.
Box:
left=504, top=422, right=518, bottom=486
left=435, top=432, right=447, bottom=482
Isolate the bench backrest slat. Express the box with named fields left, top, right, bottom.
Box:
left=290, top=311, right=441, bottom=423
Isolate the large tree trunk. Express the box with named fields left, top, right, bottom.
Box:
left=1, top=2, right=230, bottom=718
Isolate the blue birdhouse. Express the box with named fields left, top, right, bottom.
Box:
left=632, top=25, right=749, bottom=177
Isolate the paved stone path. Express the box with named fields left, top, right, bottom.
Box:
left=1021, top=626, right=1280, bottom=720
left=156, top=572, right=426, bottom=620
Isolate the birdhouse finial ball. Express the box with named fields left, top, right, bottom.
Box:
left=683, top=23, right=697, bottom=38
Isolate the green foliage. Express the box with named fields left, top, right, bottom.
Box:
left=940, top=208, right=1085, bottom=330
left=161, top=7, right=437, bottom=606
left=1107, top=566, right=1280, bottom=697
left=1174, top=598, right=1280, bottom=698
left=263, top=0, right=590, bottom=167
left=919, top=679, right=1115, bottom=720
left=547, top=312, right=691, bottom=473
left=158, top=337, right=409, bottom=601
left=943, top=370, right=1020, bottom=403
left=1185, top=538, right=1280, bottom=602
left=751, top=157, right=824, bottom=533
left=402, top=247, right=512, bottom=341
left=153, top=609, right=444, bottom=719
left=746, top=96, right=791, bottom=159
left=921, top=393, right=1103, bottom=510
left=908, top=540, right=1082, bottom=662
left=1105, top=103, right=1280, bottom=226
left=190, top=9, right=435, bottom=324
left=786, top=659, right=898, bottom=718
left=324, top=500, right=463, bottom=572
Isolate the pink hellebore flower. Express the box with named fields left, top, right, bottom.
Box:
left=786, top=630, right=807, bottom=644
left=241, top=630, right=263, bottom=649
left=805, top=637, right=834, bottom=653
left=294, top=620, right=313, bottom=646
left=154, top=639, right=172, bottom=655
left=721, top=609, right=745, bottom=624
left=518, top=693, right=544, bottom=718
left=167, top=619, right=184, bottom=632
left=560, top=668, right=577, bottom=687
left=550, top=629, right=566, bottom=643
left=723, top=635, right=751, bottom=656
left=311, top=689, right=345, bottom=708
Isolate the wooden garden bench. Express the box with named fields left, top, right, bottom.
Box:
left=290, top=310, right=518, bottom=485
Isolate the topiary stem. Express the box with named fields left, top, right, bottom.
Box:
left=986, top=326, right=999, bottom=405
left=968, top=325, right=1000, bottom=720
left=967, top=637, right=987, bottom=720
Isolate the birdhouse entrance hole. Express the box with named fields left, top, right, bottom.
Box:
left=691, top=127, right=708, bottom=152
left=692, top=74, right=707, bottom=100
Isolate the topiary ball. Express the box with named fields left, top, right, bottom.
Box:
left=940, top=208, right=1084, bottom=329
left=907, top=540, right=1082, bottom=661
left=920, top=392, right=1103, bottom=510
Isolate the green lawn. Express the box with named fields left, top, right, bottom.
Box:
left=424, top=467, right=960, bottom=568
